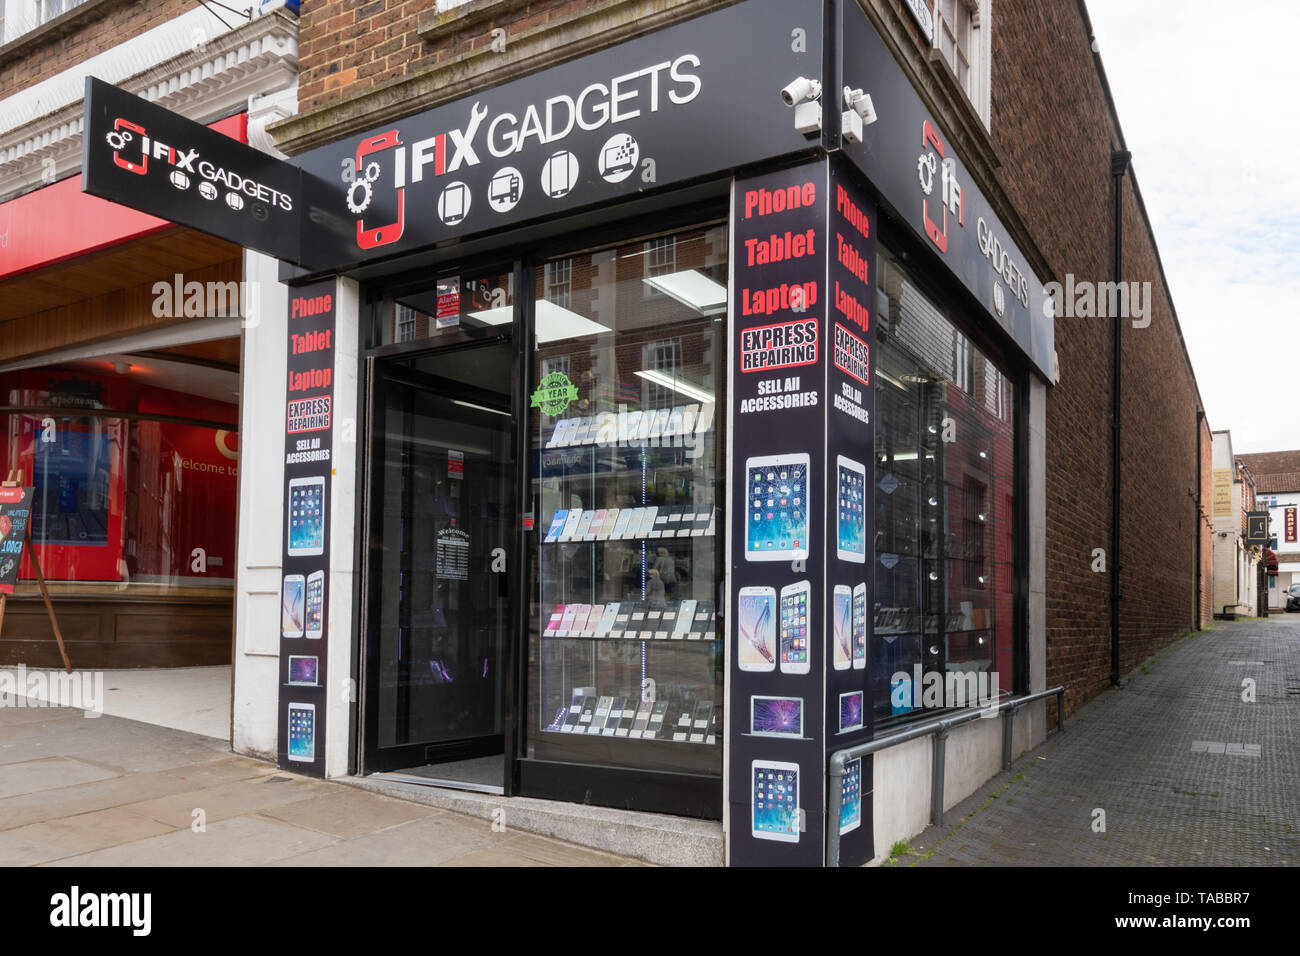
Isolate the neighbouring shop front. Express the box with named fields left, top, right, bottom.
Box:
left=81, top=0, right=1054, bottom=866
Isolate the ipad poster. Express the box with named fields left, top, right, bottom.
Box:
left=822, top=159, right=877, bottom=867
left=276, top=278, right=337, bottom=776
left=727, top=159, right=829, bottom=867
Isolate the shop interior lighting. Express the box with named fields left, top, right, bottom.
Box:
left=468, top=299, right=610, bottom=343
left=640, top=270, right=728, bottom=316
left=633, top=368, right=715, bottom=404
left=453, top=399, right=510, bottom=417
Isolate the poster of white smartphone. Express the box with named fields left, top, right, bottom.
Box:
left=779, top=580, right=811, bottom=674
left=832, top=584, right=852, bottom=671
left=836, top=455, right=867, bottom=563
left=287, top=476, right=326, bottom=556
left=745, top=453, right=810, bottom=561
left=852, top=582, right=867, bottom=670
left=305, top=570, right=325, bottom=640
left=281, top=574, right=305, bottom=638
left=736, top=585, right=776, bottom=672
left=752, top=759, right=800, bottom=843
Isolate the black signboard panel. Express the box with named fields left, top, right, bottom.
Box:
left=838, top=1, right=1054, bottom=379
left=0, top=486, right=34, bottom=594
left=81, top=77, right=303, bottom=263
left=294, top=0, right=824, bottom=271
left=276, top=280, right=337, bottom=774
left=822, top=158, right=876, bottom=866
left=1246, top=511, right=1270, bottom=546
left=728, top=159, right=829, bottom=866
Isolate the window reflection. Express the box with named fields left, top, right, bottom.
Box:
left=873, top=249, right=1015, bottom=719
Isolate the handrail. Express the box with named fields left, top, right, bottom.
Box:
left=826, top=685, right=1065, bottom=867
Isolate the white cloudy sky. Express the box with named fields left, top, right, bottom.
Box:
left=1085, top=0, right=1300, bottom=453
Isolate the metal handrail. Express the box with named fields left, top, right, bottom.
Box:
left=826, top=685, right=1065, bottom=867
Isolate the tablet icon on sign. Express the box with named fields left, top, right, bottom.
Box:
left=541, top=151, right=579, bottom=199
left=438, top=181, right=471, bottom=226
left=598, top=133, right=638, bottom=184
left=488, top=167, right=523, bottom=213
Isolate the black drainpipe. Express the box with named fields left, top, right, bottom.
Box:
left=1195, top=409, right=1205, bottom=631
left=1110, top=148, right=1131, bottom=686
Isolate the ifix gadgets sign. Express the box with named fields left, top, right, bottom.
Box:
left=293, top=0, right=825, bottom=269
left=82, top=77, right=302, bottom=263
left=337, top=55, right=702, bottom=251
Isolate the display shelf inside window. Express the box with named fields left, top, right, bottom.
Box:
left=534, top=402, right=722, bottom=756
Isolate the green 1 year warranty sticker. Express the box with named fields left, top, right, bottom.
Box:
left=530, top=371, right=579, bottom=417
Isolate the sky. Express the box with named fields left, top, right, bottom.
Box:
left=1085, top=0, right=1300, bottom=453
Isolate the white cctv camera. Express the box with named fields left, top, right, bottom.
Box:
left=840, top=87, right=877, bottom=143
left=780, top=76, right=822, bottom=107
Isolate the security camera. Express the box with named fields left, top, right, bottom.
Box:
left=780, top=77, right=822, bottom=107
left=840, top=87, right=877, bottom=143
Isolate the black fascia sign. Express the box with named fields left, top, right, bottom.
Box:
left=81, top=76, right=303, bottom=264
left=293, top=0, right=824, bottom=271
left=838, top=1, right=1055, bottom=379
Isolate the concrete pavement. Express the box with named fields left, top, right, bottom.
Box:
left=898, top=616, right=1299, bottom=866
left=0, top=701, right=634, bottom=866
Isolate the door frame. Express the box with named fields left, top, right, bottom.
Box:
left=356, top=326, right=521, bottom=777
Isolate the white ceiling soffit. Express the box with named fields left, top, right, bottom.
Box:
left=0, top=6, right=298, bottom=202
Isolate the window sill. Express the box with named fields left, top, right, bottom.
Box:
left=0, top=0, right=136, bottom=64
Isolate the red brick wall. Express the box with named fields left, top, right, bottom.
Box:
left=993, top=1, right=1205, bottom=713
left=0, top=0, right=193, bottom=99
left=298, top=0, right=590, bottom=113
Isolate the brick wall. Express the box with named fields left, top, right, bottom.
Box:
left=0, top=0, right=192, bottom=100
left=298, top=0, right=588, bottom=113
left=993, top=0, right=1205, bottom=713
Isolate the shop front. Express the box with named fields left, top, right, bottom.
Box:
left=278, top=0, right=1052, bottom=866
left=78, top=0, right=1052, bottom=865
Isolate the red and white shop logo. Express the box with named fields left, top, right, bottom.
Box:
left=106, top=118, right=149, bottom=175
left=344, top=102, right=490, bottom=250
left=916, top=120, right=964, bottom=253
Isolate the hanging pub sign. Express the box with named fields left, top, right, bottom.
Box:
left=1245, top=511, right=1270, bottom=546
left=81, top=77, right=304, bottom=263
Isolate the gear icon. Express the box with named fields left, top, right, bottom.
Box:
left=917, top=152, right=936, bottom=195
left=106, top=129, right=133, bottom=151
left=364, top=161, right=380, bottom=183
left=346, top=178, right=373, bottom=214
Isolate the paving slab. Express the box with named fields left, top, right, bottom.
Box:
left=43, top=815, right=339, bottom=867
left=0, top=698, right=637, bottom=866
left=898, top=617, right=1300, bottom=867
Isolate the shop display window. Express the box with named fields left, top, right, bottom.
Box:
left=873, top=248, right=1016, bottom=720
left=526, top=225, right=727, bottom=777
left=0, top=364, right=239, bottom=593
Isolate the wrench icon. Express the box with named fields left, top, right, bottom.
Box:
left=446, top=101, right=489, bottom=172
